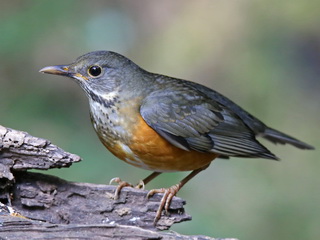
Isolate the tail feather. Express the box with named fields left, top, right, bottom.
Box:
left=262, top=128, right=314, bottom=150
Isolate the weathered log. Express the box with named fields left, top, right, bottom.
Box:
left=12, top=171, right=191, bottom=230
left=0, top=212, right=224, bottom=239
left=0, top=125, right=80, bottom=192
left=0, top=125, right=237, bottom=239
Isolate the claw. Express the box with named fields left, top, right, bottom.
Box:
left=135, top=179, right=145, bottom=190
left=109, top=177, right=121, bottom=185
left=147, top=188, right=166, bottom=199
left=109, top=177, right=133, bottom=199
left=109, top=177, right=146, bottom=200
left=147, top=184, right=181, bottom=225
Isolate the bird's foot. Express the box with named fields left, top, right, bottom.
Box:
left=109, top=177, right=145, bottom=199
left=147, top=183, right=182, bottom=225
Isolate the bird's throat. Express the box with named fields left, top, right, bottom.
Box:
left=88, top=91, right=142, bottom=148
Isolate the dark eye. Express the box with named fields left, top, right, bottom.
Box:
left=88, top=65, right=102, bottom=77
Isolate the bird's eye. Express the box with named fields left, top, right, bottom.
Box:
left=88, top=65, right=102, bottom=77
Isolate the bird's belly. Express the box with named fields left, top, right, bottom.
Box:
left=101, top=116, right=218, bottom=172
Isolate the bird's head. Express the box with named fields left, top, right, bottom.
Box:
left=40, top=51, right=143, bottom=97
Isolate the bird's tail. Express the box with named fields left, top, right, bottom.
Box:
left=262, top=127, right=314, bottom=150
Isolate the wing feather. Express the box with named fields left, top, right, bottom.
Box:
left=140, top=81, right=277, bottom=160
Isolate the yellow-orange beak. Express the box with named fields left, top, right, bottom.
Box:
left=39, top=65, right=70, bottom=76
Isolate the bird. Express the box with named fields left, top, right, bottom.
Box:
left=40, top=51, right=314, bottom=224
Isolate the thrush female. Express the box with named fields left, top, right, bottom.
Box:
left=40, top=51, right=314, bottom=224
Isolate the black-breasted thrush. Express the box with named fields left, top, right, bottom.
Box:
left=40, top=51, right=314, bottom=224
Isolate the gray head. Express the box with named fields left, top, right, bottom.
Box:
left=40, top=51, right=144, bottom=98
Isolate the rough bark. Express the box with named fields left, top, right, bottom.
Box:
left=0, top=125, right=237, bottom=240
left=0, top=125, right=80, bottom=192
left=11, top=171, right=191, bottom=230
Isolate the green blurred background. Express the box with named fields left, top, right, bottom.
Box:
left=1, top=1, right=319, bottom=239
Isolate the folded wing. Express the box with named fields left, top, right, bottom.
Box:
left=140, top=84, right=277, bottom=160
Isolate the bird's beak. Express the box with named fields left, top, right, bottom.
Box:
left=39, top=65, right=71, bottom=77
left=39, top=65, right=88, bottom=81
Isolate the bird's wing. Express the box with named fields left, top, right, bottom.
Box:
left=186, top=81, right=314, bottom=150
left=140, top=85, right=277, bottom=160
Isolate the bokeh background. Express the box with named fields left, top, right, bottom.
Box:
left=1, top=1, right=319, bottom=239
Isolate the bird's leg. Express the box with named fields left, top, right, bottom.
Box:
left=109, top=172, right=162, bottom=199
left=137, top=172, right=162, bottom=189
left=147, top=164, right=210, bottom=225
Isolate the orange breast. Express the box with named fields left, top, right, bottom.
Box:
left=104, top=115, right=218, bottom=172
